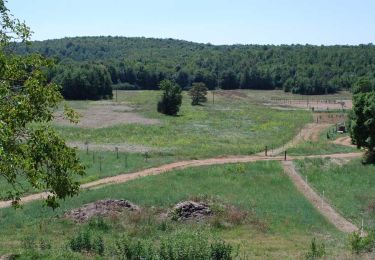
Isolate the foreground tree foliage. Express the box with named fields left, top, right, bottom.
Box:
left=0, top=1, right=84, bottom=208
left=157, top=80, right=182, bottom=116
left=189, top=82, right=208, bottom=105
left=13, top=36, right=375, bottom=95
left=350, top=78, right=375, bottom=163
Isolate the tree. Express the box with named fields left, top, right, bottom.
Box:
left=55, top=63, right=113, bottom=100
left=0, top=1, right=84, bottom=208
left=189, top=82, right=208, bottom=105
left=349, top=79, right=375, bottom=163
left=157, top=80, right=182, bottom=116
left=353, top=77, right=373, bottom=94
left=220, top=70, right=238, bottom=90
left=174, top=70, right=190, bottom=89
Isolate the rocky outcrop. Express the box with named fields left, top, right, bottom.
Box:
left=170, top=201, right=212, bottom=221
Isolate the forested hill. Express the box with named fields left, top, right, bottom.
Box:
left=14, top=36, right=375, bottom=98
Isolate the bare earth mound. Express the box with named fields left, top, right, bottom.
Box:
left=64, top=199, right=139, bottom=222
left=170, top=201, right=212, bottom=221
left=55, top=104, right=159, bottom=128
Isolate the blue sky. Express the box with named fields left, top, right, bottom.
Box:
left=7, top=0, right=375, bottom=45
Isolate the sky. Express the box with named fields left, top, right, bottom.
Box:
left=7, top=0, right=375, bottom=45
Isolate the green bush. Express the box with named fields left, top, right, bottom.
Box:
left=88, top=217, right=110, bottom=231
left=112, top=231, right=233, bottom=259
left=305, top=237, right=325, bottom=259
left=211, top=241, right=233, bottom=260
left=69, top=230, right=105, bottom=255
left=349, top=230, right=375, bottom=254
left=189, top=82, right=208, bottom=105
left=157, top=80, right=182, bottom=116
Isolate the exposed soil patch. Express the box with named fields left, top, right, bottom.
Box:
left=64, top=199, right=139, bottom=223
left=332, top=136, right=355, bottom=147
left=170, top=201, right=212, bottom=221
left=54, top=104, right=159, bottom=128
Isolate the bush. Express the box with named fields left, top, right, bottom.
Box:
left=305, top=237, right=325, bottom=259
left=189, top=82, right=208, bottom=105
left=112, top=231, right=234, bottom=259
left=88, top=217, right=110, bottom=231
left=349, top=230, right=375, bottom=254
left=69, top=230, right=105, bottom=255
left=157, top=80, right=182, bottom=116
left=211, top=241, right=233, bottom=260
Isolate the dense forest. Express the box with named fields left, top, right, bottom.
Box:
left=13, top=36, right=375, bottom=99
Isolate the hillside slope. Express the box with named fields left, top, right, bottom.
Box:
left=14, top=37, right=375, bottom=94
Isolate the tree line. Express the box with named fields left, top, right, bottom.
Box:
left=13, top=36, right=375, bottom=99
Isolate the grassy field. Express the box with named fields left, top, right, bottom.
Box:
left=1, top=89, right=364, bottom=258
left=54, top=90, right=312, bottom=158
left=295, top=158, right=375, bottom=231
left=0, top=161, right=344, bottom=258
left=0, top=150, right=176, bottom=200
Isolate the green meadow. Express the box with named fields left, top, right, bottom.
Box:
left=0, top=161, right=344, bottom=258
left=55, top=91, right=312, bottom=158
left=296, top=158, right=375, bottom=231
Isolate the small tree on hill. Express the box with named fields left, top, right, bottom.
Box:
left=349, top=78, right=375, bottom=163
left=189, top=82, right=208, bottom=105
left=157, top=80, right=182, bottom=116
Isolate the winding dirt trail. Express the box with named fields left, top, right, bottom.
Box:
left=0, top=152, right=361, bottom=209
left=282, top=161, right=359, bottom=233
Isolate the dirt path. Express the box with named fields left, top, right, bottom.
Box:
left=268, top=123, right=331, bottom=156
left=332, top=136, right=356, bottom=147
left=281, top=161, right=359, bottom=233
left=0, top=152, right=361, bottom=210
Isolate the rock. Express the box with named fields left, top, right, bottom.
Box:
left=171, top=201, right=212, bottom=221
left=64, top=199, right=139, bottom=223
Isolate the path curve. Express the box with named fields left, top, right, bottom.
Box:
left=282, top=161, right=360, bottom=233
left=332, top=136, right=356, bottom=147
left=267, top=123, right=331, bottom=156
left=0, top=152, right=361, bottom=210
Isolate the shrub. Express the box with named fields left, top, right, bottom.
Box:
left=349, top=230, right=375, bottom=254
left=93, top=236, right=105, bottom=256
left=112, top=231, right=234, bottom=259
left=189, top=82, right=208, bottom=105
left=88, top=217, right=110, bottom=231
left=157, top=80, right=182, bottom=116
left=211, top=241, right=233, bottom=260
left=305, top=237, right=326, bottom=259
left=69, top=230, right=105, bottom=255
